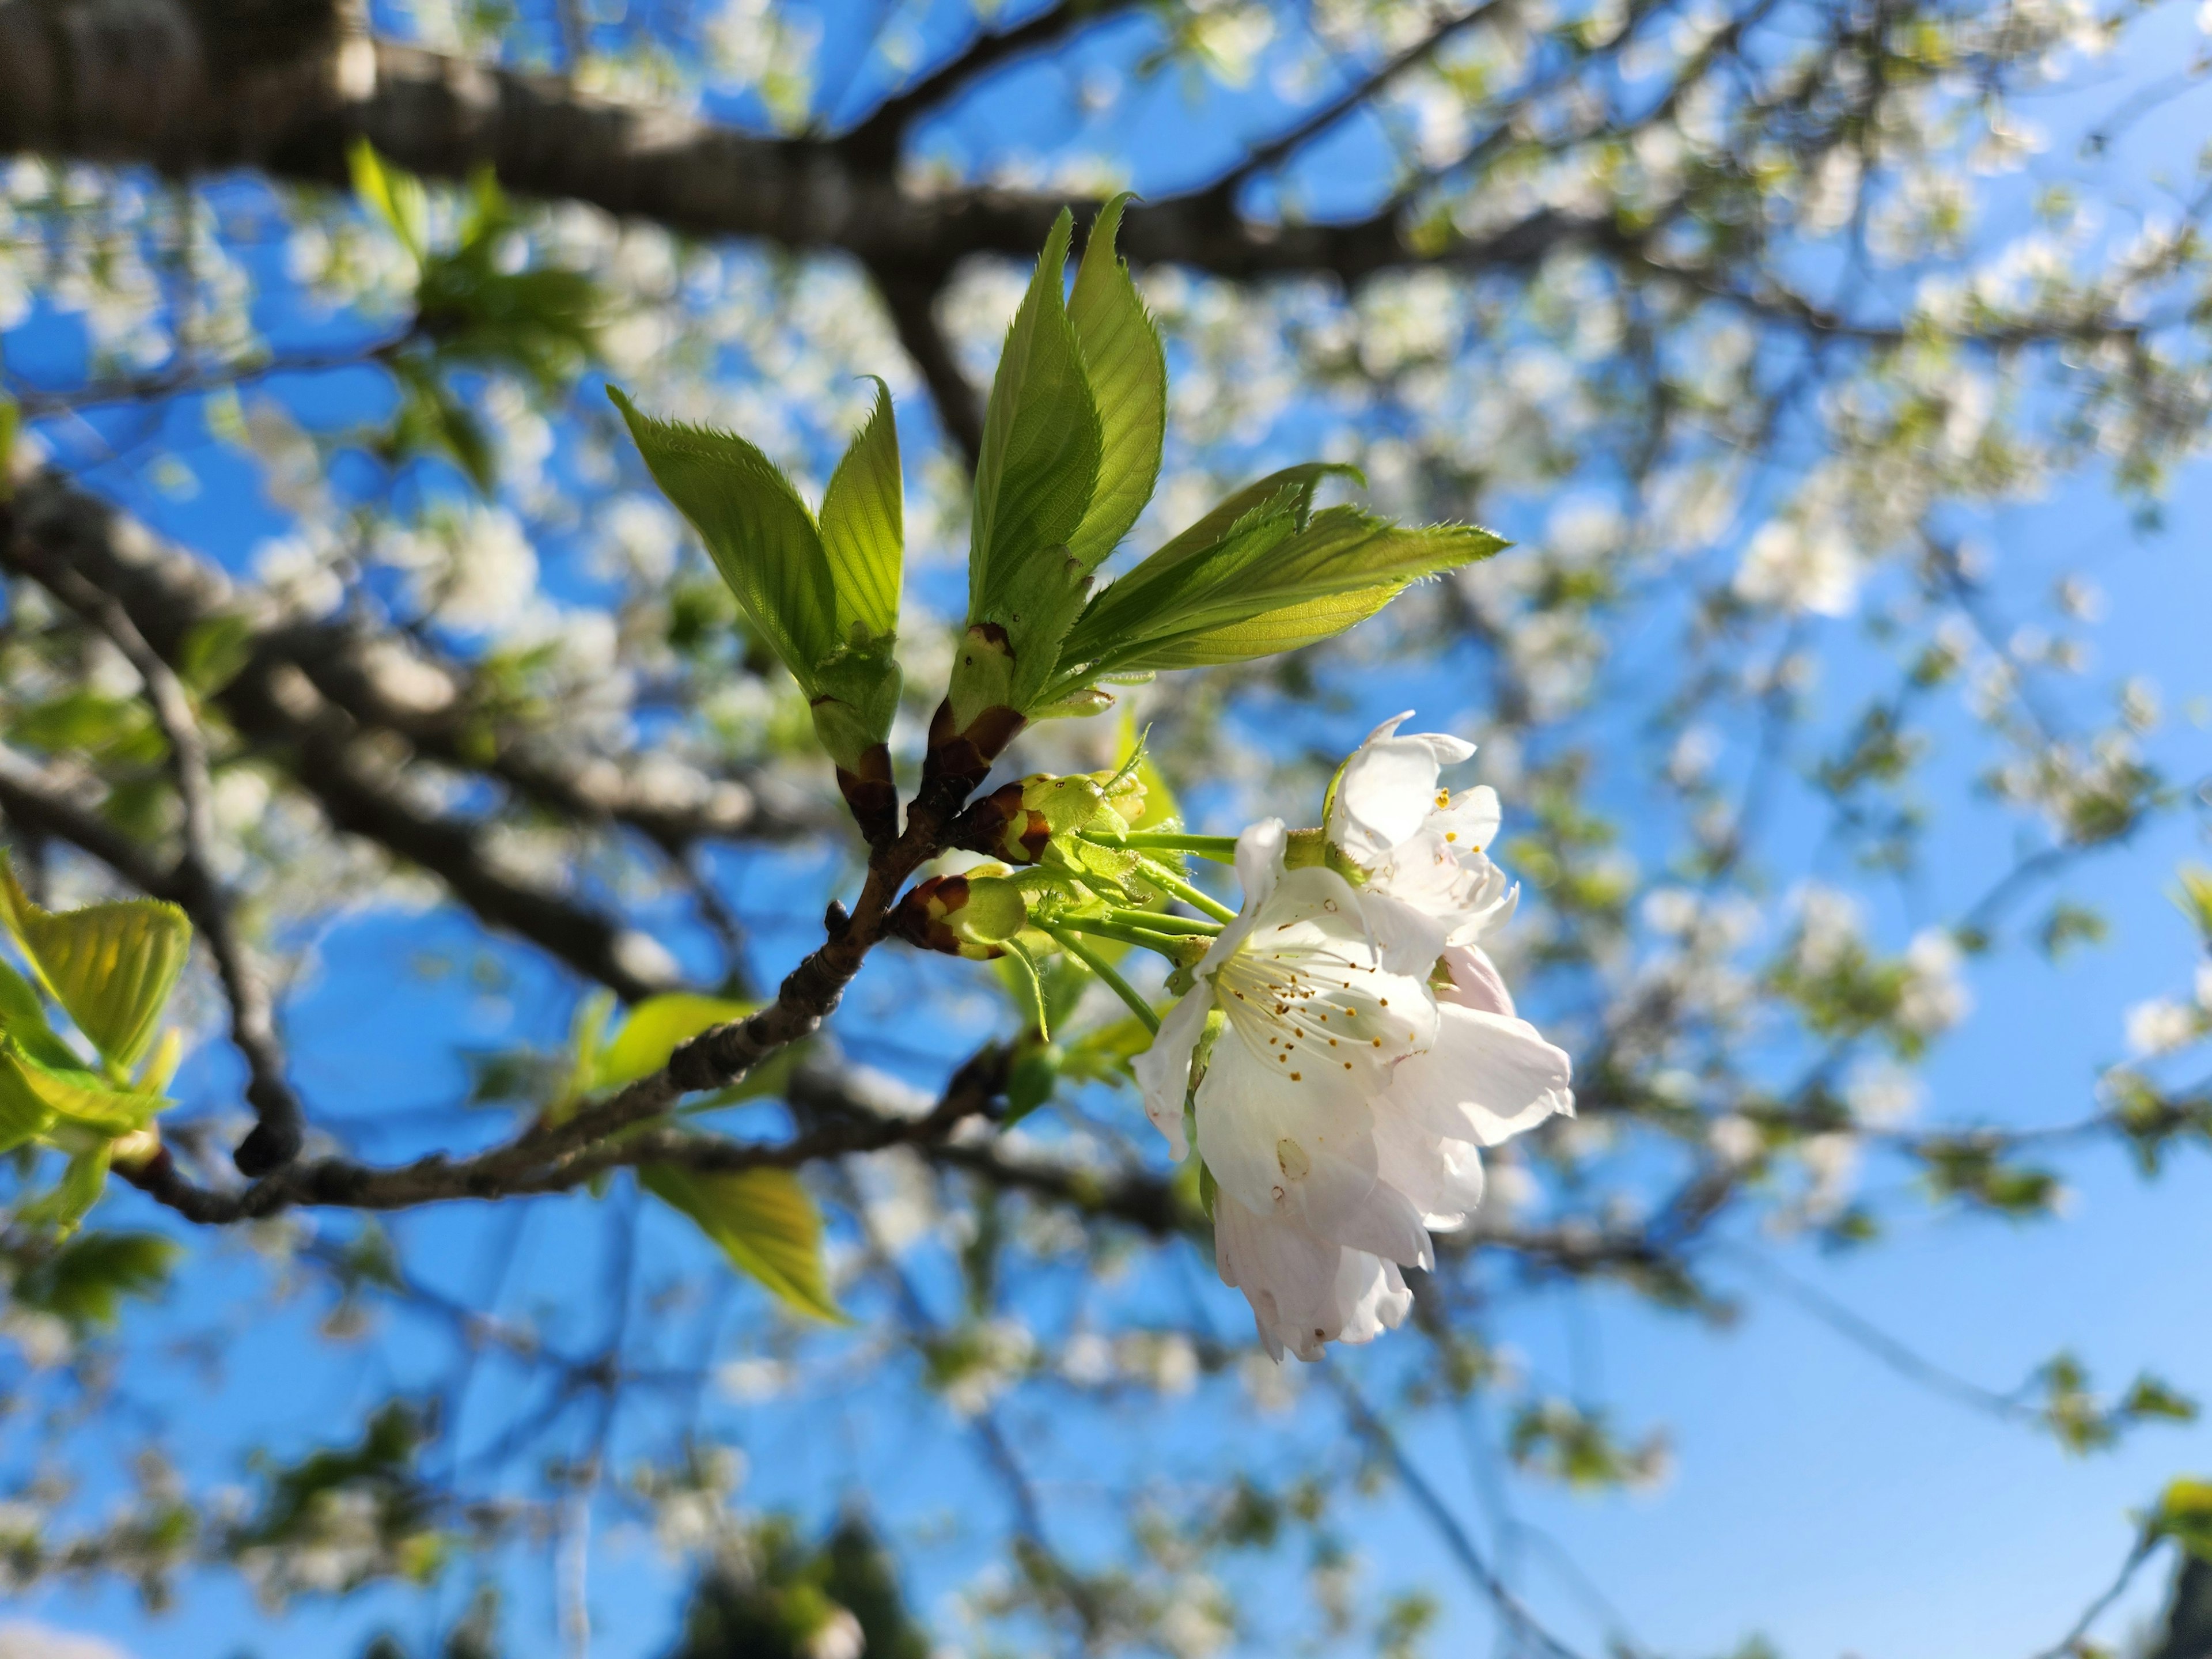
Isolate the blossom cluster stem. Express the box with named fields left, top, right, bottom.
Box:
left=1103, top=908, right=1219, bottom=935
left=1078, top=830, right=1239, bottom=862
left=1134, top=857, right=1239, bottom=923
left=1056, top=916, right=1196, bottom=956
left=1043, top=927, right=1161, bottom=1035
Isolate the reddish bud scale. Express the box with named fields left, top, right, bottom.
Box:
left=834, top=741, right=899, bottom=848
left=888, top=873, right=1004, bottom=960
left=948, top=782, right=1051, bottom=864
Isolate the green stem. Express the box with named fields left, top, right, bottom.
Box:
left=1079, top=830, right=1239, bottom=863
left=1104, top=907, right=1219, bottom=935
left=1045, top=928, right=1161, bottom=1035
left=1059, top=916, right=1196, bottom=956
left=1137, top=857, right=1239, bottom=923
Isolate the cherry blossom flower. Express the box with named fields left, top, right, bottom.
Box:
left=1134, top=802, right=1573, bottom=1361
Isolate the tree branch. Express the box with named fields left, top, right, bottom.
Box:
left=6, top=535, right=309, bottom=1174
left=836, top=0, right=1139, bottom=164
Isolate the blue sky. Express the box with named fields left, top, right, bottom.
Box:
left=8, top=4, right=2212, bottom=1657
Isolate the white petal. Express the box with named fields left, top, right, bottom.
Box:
left=1441, top=944, right=1514, bottom=1018
left=1132, top=977, right=1212, bottom=1160
left=1357, top=888, right=1449, bottom=978
left=1428, top=784, right=1500, bottom=854
left=1214, top=1194, right=1414, bottom=1362
left=1214, top=1190, right=1336, bottom=1361
left=1380, top=1003, right=1573, bottom=1147
left=1196, top=1030, right=1375, bottom=1220
left=1229, top=817, right=1287, bottom=927
left=1374, top=1112, right=1486, bottom=1230
left=1328, top=715, right=1475, bottom=862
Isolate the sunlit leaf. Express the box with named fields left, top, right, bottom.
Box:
left=2152, top=1477, right=2212, bottom=1563
left=0, top=957, right=88, bottom=1073
left=609, top=388, right=838, bottom=695
left=1066, top=194, right=1165, bottom=570
left=969, top=209, right=1101, bottom=619
left=642, top=1164, right=844, bottom=1322
left=0, top=862, right=191, bottom=1070
left=598, top=994, right=756, bottom=1088
left=818, top=377, right=903, bottom=641
left=0, top=1040, right=164, bottom=1134
left=350, top=139, right=427, bottom=259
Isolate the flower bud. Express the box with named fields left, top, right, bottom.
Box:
left=889, top=866, right=1027, bottom=959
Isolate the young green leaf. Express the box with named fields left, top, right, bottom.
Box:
left=350, top=139, right=427, bottom=259
left=0, top=1056, right=54, bottom=1153
left=0, top=862, right=191, bottom=1071
left=0, top=958, right=89, bottom=1073
left=0, top=1040, right=164, bottom=1135
left=818, top=377, right=903, bottom=642
left=1065, top=194, right=1166, bottom=571
left=608, top=388, right=838, bottom=695
left=597, top=994, right=757, bottom=1088
left=642, top=1164, right=845, bottom=1322
left=11, top=1230, right=178, bottom=1331
left=969, top=210, right=1102, bottom=620
left=1044, top=499, right=1505, bottom=702
left=21, top=1145, right=115, bottom=1237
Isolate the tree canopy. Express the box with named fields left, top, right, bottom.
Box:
left=2, top=0, right=2212, bottom=1654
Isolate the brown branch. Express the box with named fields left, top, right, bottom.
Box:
left=0, top=469, right=718, bottom=1000
left=837, top=0, right=1141, bottom=164
left=870, top=262, right=984, bottom=471
left=1201, top=1, right=1506, bottom=202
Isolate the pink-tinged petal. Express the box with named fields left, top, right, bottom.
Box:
left=1380, top=1003, right=1574, bottom=1147
left=1214, top=1194, right=1414, bottom=1362
left=1441, top=944, right=1514, bottom=1018
left=1132, top=978, right=1211, bottom=1160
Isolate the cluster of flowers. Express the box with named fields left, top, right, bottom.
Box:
left=1134, top=717, right=1573, bottom=1362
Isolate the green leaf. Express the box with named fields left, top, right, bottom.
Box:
left=598, top=994, right=756, bottom=1088
left=609, top=388, right=839, bottom=694
left=818, top=377, right=903, bottom=641
left=12, top=1230, right=178, bottom=1331
left=0, top=1055, right=54, bottom=1153
left=0, top=861, right=191, bottom=1070
left=0, top=958, right=89, bottom=1073
left=969, top=210, right=1103, bottom=620
left=350, top=139, right=427, bottom=259
left=21, top=1145, right=115, bottom=1237
left=0, top=1040, right=164, bottom=1135
left=1066, top=194, right=1166, bottom=570
left=1119, top=579, right=1408, bottom=669
left=1047, top=497, right=1504, bottom=701
left=0, top=394, right=17, bottom=501
left=2152, top=1477, right=2212, bottom=1563
left=1001, top=1041, right=1059, bottom=1127
left=642, top=1164, right=844, bottom=1321
left=177, top=613, right=257, bottom=695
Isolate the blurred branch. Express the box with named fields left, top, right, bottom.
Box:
left=1326, top=1365, right=1600, bottom=1659
left=7, top=535, right=309, bottom=1174
left=1202, top=1, right=1505, bottom=202
left=837, top=0, right=1141, bottom=162
left=869, top=262, right=984, bottom=471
